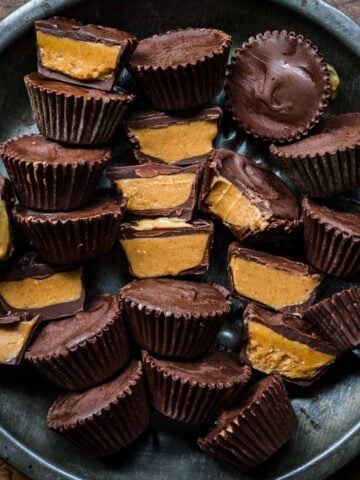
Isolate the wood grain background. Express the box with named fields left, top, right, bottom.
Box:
left=0, top=0, right=359, bottom=479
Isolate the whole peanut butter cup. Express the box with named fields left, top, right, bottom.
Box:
left=120, top=278, right=231, bottom=357
left=47, top=360, right=150, bottom=457
left=26, top=294, right=130, bottom=390
left=142, top=350, right=252, bottom=424
left=197, top=375, right=298, bottom=470
left=271, top=113, right=360, bottom=197
left=129, top=28, right=231, bottom=110
left=226, top=30, right=330, bottom=142
left=1, top=134, right=111, bottom=211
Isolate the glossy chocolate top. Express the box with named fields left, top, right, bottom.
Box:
left=47, top=361, right=142, bottom=426
left=2, top=134, right=110, bottom=165
left=206, top=149, right=300, bottom=221
left=143, top=350, right=251, bottom=385
left=226, top=30, right=329, bottom=141
left=24, top=72, right=134, bottom=100
left=107, top=163, right=199, bottom=180
left=130, top=28, right=231, bottom=68
left=35, top=17, right=136, bottom=45
left=26, top=295, right=119, bottom=357
left=271, top=113, right=360, bottom=157
left=119, top=217, right=213, bottom=239
left=126, top=107, right=222, bottom=129
left=121, top=278, right=230, bottom=316
left=303, top=198, right=360, bottom=237
left=0, top=312, right=39, bottom=325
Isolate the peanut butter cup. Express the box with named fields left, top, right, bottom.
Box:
left=47, top=361, right=150, bottom=457
left=121, top=278, right=230, bottom=357
left=271, top=113, right=360, bottom=197
left=226, top=30, right=330, bottom=142
left=26, top=295, right=129, bottom=390
left=200, top=149, right=300, bottom=244
left=0, top=176, right=14, bottom=262
left=129, top=28, right=231, bottom=110
left=198, top=375, right=298, bottom=470
left=0, top=313, right=40, bottom=365
left=25, top=72, right=135, bottom=145
left=1, top=134, right=111, bottom=211
left=143, top=350, right=251, bottom=424
left=14, top=191, right=127, bottom=265
left=303, top=197, right=360, bottom=279
left=36, top=17, right=137, bottom=91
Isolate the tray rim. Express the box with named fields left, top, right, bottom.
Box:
left=0, top=0, right=359, bottom=479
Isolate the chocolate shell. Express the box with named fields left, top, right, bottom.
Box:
left=142, top=350, right=252, bottom=424
left=271, top=113, right=360, bottom=197
left=25, top=72, right=135, bottom=145
left=226, top=30, right=330, bottom=142
left=0, top=313, right=40, bottom=365
left=305, top=286, right=360, bottom=352
left=120, top=278, right=231, bottom=357
left=200, top=149, right=300, bottom=244
left=14, top=190, right=127, bottom=265
left=303, top=198, right=360, bottom=279
left=36, top=17, right=137, bottom=91
left=197, top=375, right=298, bottom=470
left=129, top=28, right=231, bottom=110
left=1, top=134, right=111, bottom=211
left=47, top=360, right=150, bottom=457
left=26, top=295, right=130, bottom=390
left=0, top=176, right=14, bottom=262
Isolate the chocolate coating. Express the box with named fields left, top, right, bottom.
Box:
left=226, top=30, right=330, bottom=142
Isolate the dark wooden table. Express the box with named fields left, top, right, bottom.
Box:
left=0, top=0, right=359, bottom=479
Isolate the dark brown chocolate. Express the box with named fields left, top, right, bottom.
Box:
left=226, top=30, right=330, bottom=142
left=36, top=17, right=137, bottom=91
left=200, top=149, right=300, bottom=244
left=0, top=313, right=40, bottom=365
left=143, top=350, right=252, bottom=424
left=107, top=163, right=202, bottom=220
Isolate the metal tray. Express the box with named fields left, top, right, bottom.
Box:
left=0, top=0, right=359, bottom=479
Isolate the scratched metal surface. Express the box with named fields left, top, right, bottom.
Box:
left=0, top=1, right=359, bottom=479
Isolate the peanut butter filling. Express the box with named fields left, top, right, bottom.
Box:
left=327, top=63, right=340, bottom=100
left=129, top=120, right=218, bottom=163
left=0, top=200, right=10, bottom=260
left=205, top=176, right=269, bottom=230
left=0, top=318, right=37, bottom=363
left=115, top=173, right=195, bottom=211
left=246, top=321, right=335, bottom=379
left=120, top=234, right=209, bottom=278
left=230, top=257, right=321, bottom=309
left=37, top=31, right=120, bottom=81
left=0, top=269, right=83, bottom=309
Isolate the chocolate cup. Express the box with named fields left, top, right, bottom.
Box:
left=129, top=28, right=231, bottom=110
left=13, top=193, right=128, bottom=266
left=305, top=286, right=360, bottom=352
left=120, top=280, right=230, bottom=358
left=197, top=375, right=298, bottom=471
left=142, top=350, right=252, bottom=424
left=24, top=72, right=135, bottom=145
left=0, top=135, right=111, bottom=211
left=47, top=361, right=150, bottom=457
left=303, top=198, right=360, bottom=279
left=25, top=296, right=130, bottom=390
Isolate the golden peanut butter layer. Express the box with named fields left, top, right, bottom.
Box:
left=0, top=200, right=10, bottom=261
left=0, top=269, right=83, bottom=309
left=129, top=120, right=218, bottom=163
left=114, top=173, right=196, bottom=211
left=246, top=321, right=335, bottom=379
left=37, top=31, right=120, bottom=81
left=0, top=318, right=37, bottom=363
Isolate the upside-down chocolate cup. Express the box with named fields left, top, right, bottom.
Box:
left=14, top=191, right=127, bottom=265
left=303, top=198, right=360, bottom=279
left=0, top=176, right=14, bottom=262
left=129, top=28, right=231, bottom=110
left=142, top=350, right=252, bottom=424
left=197, top=375, right=298, bottom=471
left=270, top=113, right=360, bottom=197
left=26, top=295, right=130, bottom=390
left=305, top=286, right=360, bottom=352
left=47, top=360, right=150, bottom=457
left=120, top=278, right=231, bottom=357
left=1, top=135, right=111, bottom=211
left=226, top=30, right=330, bottom=143
left=25, top=72, right=135, bottom=145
